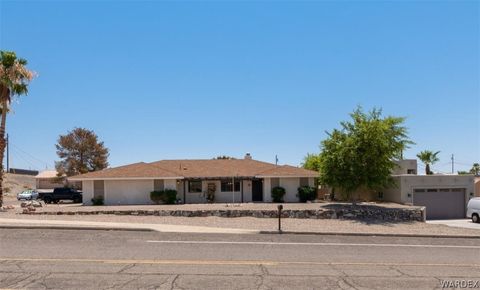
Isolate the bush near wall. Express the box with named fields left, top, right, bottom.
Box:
left=297, top=186, right=317, bottom=202
left=271, top=186, right=286, bottom=203
left=91, top=197, right=104, bottom=206
left=150, top=189, right=177, bottom=205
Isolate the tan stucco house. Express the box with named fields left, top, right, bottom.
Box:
left=69, top=154, right=317, bottom=205
left=35, top=170, right=82, bottom=190
left=35, top=170, right=65, bottom=189
left=475, top=177, right=480, bottom=197
left=383, top=160, right=476, bottom=219
left=329, top=160, right=476, bottom=219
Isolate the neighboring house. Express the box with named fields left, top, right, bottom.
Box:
left=382, top=160, right=476, bottom=219
left=69, top=154, right=318, bottom=205
left=392, top=159, right=418, bottom=175
left=35, top=170, right=82, bottom=190
left=331, top=159, right=475, bottom=219
left=475, top=177, right=480, bottom=197
left=35, top=170, right=65, bottom=190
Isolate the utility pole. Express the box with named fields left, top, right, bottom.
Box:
left=275, top=155, right=278, bottom=166
left=451, top=154, right=454, bottom=174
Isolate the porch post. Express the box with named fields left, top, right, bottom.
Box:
left=183, top=179, right=186, bottom=204
left=241, top=179, right=244, bottom=203
left=232, top=176, right=235, bottom=204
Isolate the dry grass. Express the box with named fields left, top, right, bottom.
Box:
left=2, top=173, right=36, bottom=197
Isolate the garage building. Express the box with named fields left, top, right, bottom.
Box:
left=384, top=174, right=475, bottom=220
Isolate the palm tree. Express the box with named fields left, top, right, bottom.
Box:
left=0, top=51, right=35, bottom=207
left=416, top=150, right=440, bottom=175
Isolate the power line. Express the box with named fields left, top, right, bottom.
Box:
left=9, top=148, right=40, bottom=170
left=10, top=143, right=49, bottom=167
left=8, top=144, right=53, bottom=170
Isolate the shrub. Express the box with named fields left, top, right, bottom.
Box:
left=163, top=189, right=178, bottom=204
left=150, top=191, right=163, bottom=204
left=297, top=186, right=316, bottom=202
left=91, top=197, right=104, bottom=206
left=271, top=186, right=286, bottom=203
left=150, top=189, right=177, bottom=205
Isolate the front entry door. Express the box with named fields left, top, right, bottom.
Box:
left=252, top=179, right=263, bottom=202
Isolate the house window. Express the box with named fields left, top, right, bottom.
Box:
left=221, top=180, right=240, bottom=192
left=407, top=169, right=416, bottom=174
left=188, top=180, right=202, bottom=193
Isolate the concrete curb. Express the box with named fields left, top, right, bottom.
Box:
left=0, top=219, right=258, bottom=234
left=260, top=230, right=480, bottom=239
left=1, top=224, right=478, bottom=239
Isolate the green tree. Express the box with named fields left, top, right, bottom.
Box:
left=470, top=163, right=480, bottom=176
left=0, top=51, right=35, bottom=207
left=302, top=153, right=321, bottom=172
left=318, top=107, right=412, bottom=203
left=55, top=128, right=110, bottom=176
left=214, top=155, right=236, bottom=160
left=416, top=150, right=440, bottom=175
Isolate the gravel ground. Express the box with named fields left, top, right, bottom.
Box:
left=2, top=174, right=35, bottom=197
left=2, top=197, right=418, bottom=213
left=1, top=211, right=479, bottom=237
left=2, top=196, right=478, bottom=237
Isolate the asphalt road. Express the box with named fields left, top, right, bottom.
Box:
left=0, top=229, right=479, bottom=289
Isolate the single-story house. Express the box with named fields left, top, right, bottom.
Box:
left=35, top=170, right=82, bottom=190
left=35, top=170, right=65, bottom=189
left=329, top=159, right=476, bottom=220
left=69, top=154, right=318, bottom=205
left=475, top=177, right=480, bottom=197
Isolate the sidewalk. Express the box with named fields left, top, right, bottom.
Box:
left=0, top=218, right=257, bottom=234
left=1, top=215, right=479, bottom=238
left=427, top=219, right=480, bottom=230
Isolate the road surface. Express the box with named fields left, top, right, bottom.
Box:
left=0, top=228, right=479, bottom=289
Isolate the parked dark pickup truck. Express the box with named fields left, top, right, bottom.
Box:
left=39, top=188, right=83, bottom=204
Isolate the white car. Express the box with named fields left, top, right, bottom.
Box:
left=467, top=197, right=480, bottom=223
left=16, top=190, right=39, bottom=201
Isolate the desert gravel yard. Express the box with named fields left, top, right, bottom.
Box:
left=1, top=211, right=479, bottom=237
left=1, top=196, right=479, bottom=237
left=3, top=199, right=417, bottom=212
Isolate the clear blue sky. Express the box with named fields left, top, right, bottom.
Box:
left=0, top=0, right=478, bottom=174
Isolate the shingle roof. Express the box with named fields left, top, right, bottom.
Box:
left=69, top=159, right=318, bottom=180
left=150, top=159, right=277, bottom=178
left=35, top=170, right=61, bottom=179
left=256, top=165, right=319, bottom=177
left=68, top=162, right=181, bottom=180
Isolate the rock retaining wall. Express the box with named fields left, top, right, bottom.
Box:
left=23, top=204, right=426, bottom=222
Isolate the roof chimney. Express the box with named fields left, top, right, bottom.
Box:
left=244, top=153, right=252, bottom=160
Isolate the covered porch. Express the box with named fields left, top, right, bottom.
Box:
left=176, top=177, right=264, bottom=204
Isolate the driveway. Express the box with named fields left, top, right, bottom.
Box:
left=427, top=219, right=480, bottom=230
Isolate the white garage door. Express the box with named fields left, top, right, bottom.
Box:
left=104, top=180, right=154, bottom=205
left=413, top=188, right=466, bottom=220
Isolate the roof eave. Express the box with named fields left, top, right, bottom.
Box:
left=255, top=175, right=318, bottom=178
left=68, top=176, right=185, bottom=181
